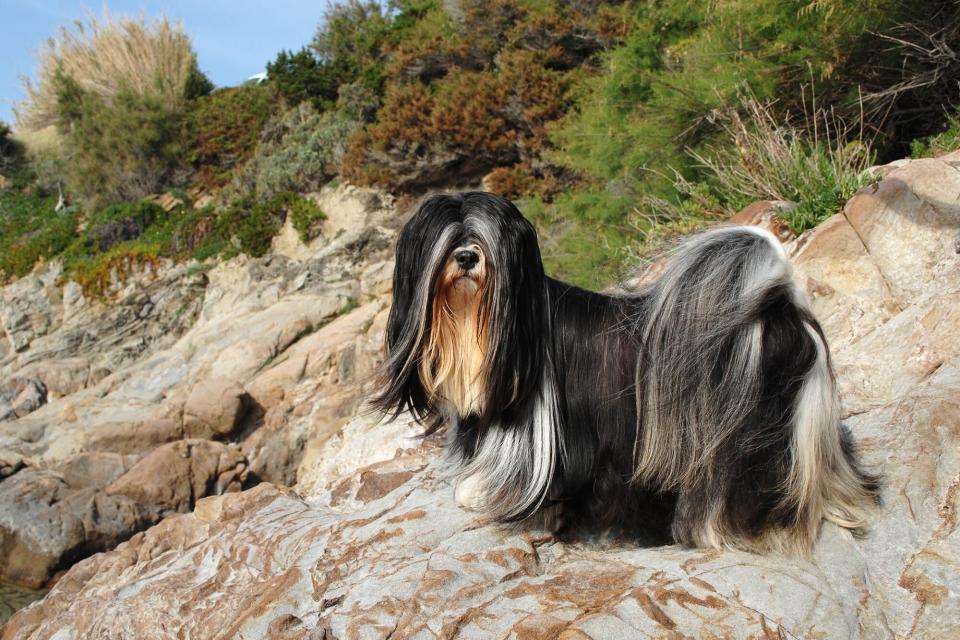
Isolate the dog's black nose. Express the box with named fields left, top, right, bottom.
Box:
left=455, top=250, right=480, bottom=270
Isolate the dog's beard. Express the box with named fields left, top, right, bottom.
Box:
left=420, top=269, right=489, bottom=416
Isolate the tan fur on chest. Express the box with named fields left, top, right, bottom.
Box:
left=420, top=280, right=487, bottom=414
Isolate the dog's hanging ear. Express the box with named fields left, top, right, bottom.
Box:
left=372, top=195, right=463, bottom=421
left=461, top=192, right=550, bottom=428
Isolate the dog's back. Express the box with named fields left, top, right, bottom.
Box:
left=632, top=226, right=878, bottom=553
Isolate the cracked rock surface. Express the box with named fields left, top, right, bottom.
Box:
left=0, top=183, right=397, bottom=592
left=3, top=158, right=960, bottom=638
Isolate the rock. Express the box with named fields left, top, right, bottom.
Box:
left=0, top=182, right=397, bottom=598
left=59, top=452, right=136, bottom=490
left=182, top=378, right=248, bottom=437
left=106, top=439, right=248, bottom=513
left=789, top=213, right=902, bottom=352
left=60, top=281, right=85, bottom=320
left=0, top=269, right=61, bottom=353
left=143, top=192, right=185, bottom=212
left=11, top=358, right=93, bottom=399
left=313, top=182, right=395, bottom=240
left=360, top=260, right=394, bottom=300
left=0, top=259, right=208, bottom=408
left=270, top=218, right=314, bottom=262
left=0, top=440, right=246, bottom=589
left=11, top=380, right=46, bottom=418
left=729, top=199, right=797, bottom=242
left=842, top=157, right=960, bottom=303
left=0, top=467, right=148, bottom=589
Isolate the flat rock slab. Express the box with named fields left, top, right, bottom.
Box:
left=0, top=367, right=955, bottom=640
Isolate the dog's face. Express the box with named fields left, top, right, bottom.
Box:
left=421, top=239, right=491, bottom=414
left=436, top=242, right=488, bottom=309
left=374, top=192, right=549, bottom=427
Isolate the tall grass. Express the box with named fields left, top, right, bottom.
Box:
left=669, top=96, right=876, bottom=234
left=16, top=12, right=208, bottom=131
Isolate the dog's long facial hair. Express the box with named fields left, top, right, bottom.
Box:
left=373, top=192, right=879, bottom=555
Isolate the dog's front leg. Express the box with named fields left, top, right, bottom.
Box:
left=454, top=473, right=486, bottom=511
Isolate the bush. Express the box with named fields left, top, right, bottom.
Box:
left=285, top=194, right=326, bottom=242
left=0, top=188, right=76, bottom=279
left=16, top=12, right=211, bottom=132
left=185, top=85, right=276, bottom=188
left=344, top=47, right=573, bottom=188
left=235, top=102, right=360, bottom=198
left=338, top=0, right=628, bottom=192
left=214, top=192, right=318, bottom=257
left=266, top=0, right=391, bottom=110
left=0, top=122, right=23, bottom=173
left=267, top=48, right=336, bottom=109
left=911, top=110, right=960, bottom=158
left=55, top=74, right=186, bottom=209
left=82, top=201, right=167, bottom=252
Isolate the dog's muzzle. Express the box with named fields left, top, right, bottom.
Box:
left=455, top=249, right=480, bottom=271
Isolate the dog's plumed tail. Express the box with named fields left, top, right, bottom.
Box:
left=633, top=226, right=877, bottom=554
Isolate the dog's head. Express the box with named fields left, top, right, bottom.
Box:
left=373, top=192, right=549, bottom=428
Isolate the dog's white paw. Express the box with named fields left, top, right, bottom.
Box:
left=454, top=474, right=486, bottom=511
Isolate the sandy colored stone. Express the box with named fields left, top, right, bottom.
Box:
left=182, top=378, right=248, bottom=436
left=106, top=439, right=248, bottom=513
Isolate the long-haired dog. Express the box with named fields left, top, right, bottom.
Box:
left=373, top=192, right=878, bottom=554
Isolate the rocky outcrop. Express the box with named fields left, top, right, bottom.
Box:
left=0, top=441, right=246, bottom=590
left=0, top=183, right=397, bottom=592
left=5, top=156, right=960, bottom=638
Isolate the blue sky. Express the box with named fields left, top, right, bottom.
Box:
left=1, top=0, right=329, bottom=126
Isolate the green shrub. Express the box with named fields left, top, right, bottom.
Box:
left=633, top=97, right=876, bottom=237
left=22, top=146, right=64, bottom=194
left=82, top=201, right=168, bottom=252
left=212, top=191, right=320, bottom=258
left=0, top=122, right=23, bottom=173
left=286, top=194, right=326, bottom=242
left=343, top=1, right=620, bottom=191
left=235, top=102, right=360, bottom=198
left=266, top=0, right=392, bottom=110
left=185, top=85, right=276, bottom=188
left=687, top=99, right=876, bottom=234
left=267, top=47, right=337, bottom=109
left=55, top=73, right=186, bottom=209
left=0, top=188, right=76, bottom=279
left=911, top=110, right=960, bottom=158
left=67, top=241, right=164, bottom=298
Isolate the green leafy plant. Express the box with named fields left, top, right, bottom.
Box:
left=684, top=98, right=876, bottom=234
left=286, top=194, right=326, bottom=242
left=234, top=102, right=359, bottom=198
left=911, top=110, right=960, bottom=158
left=267, top=0, right=392, bottom=110
left=54, top=73, right=187, bottom=209
left=185, top=85, right=275, bottom=188
left=214, top=191, right=321, bottom=257
left=0, top=188, right=75, bottom=279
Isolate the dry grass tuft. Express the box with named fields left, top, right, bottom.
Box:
left=689, top=96, right=875, bottom=217
left=16, top=11, right=201, bottom=131
left=643, top=93, right=877, bottom=236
